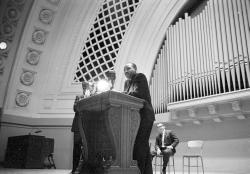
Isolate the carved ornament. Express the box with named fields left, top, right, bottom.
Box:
left=15, top=91, right=31, bottom=107
left=32, top=29, right=48, bottom=45
left=39, top=9, right=55, bottom=24
left=20, top=69, right=36, bottom=86
left=26, top=49, right=41, bottom=65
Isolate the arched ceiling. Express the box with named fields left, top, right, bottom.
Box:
left=114, top=0, right=189, bottom=90
left=0, top=0, right=188, bottom=119
left=0, top=0, right=101, bottom=118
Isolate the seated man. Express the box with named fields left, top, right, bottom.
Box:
left=151, top=123, right=179, bottom=174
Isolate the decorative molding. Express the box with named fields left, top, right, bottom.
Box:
left=236, top=115, right=246, bottom=120
left=0, top=40, right=10, bottom=74
left=20, top=69, right=36, bottom=86
left=232, top=101, right=241, bottom=111
left=15, top=90, right=31, bottom=107
left=11, top=0, right=26, bottom=5
left=168, top=89, right=250, bottom=110
left=208, top=105, right=216, bottom=115
left=39, top=8, right=55, bottom=25
left=47, top=0, right=61, bottom=6
left=32, top=28, right=48, bottom=45
left=25, top=48, right=42, bottom=65
left=6, top=6, right=20, bottom=21
left=175, top=122, right=183, bottom=127
left=108, top=106, right=121, bottom=166
left=170, top=111, right=178, bottom=119
left=0, top=55, right=5, bottom=74
left=1, top=23, right=15, bottom=36
left=193, top=120, right=201, bottom=125
left=188, top=109, right=196, bottom=117
left=213, top=117, right=222, bottom=123
left=129, top=109, right=140, bottom=166
left=0, top=1, right=25, bottom=75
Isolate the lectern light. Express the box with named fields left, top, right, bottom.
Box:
left=96, top=79, right=111, bottom=93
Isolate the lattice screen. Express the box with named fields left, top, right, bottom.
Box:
left=73, top=0, right=141, bottom=82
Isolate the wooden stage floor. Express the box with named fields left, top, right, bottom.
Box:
left=0, top=169, right=242, bottom=174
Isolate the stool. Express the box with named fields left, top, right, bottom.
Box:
left=153, top=154, right=175, bottom=174
left=182, top=140, right=204, bottom=174
left=182, top=155, right=204, bottom=174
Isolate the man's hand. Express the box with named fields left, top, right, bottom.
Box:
left=167, top=145, right=173, bottom=149
left=156, top=149, right=161, bottom=155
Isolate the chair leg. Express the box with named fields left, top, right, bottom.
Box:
left=200, top=157, right=204, bottom=174
left=166, top=156, right=175, bottom=174
left=196, top=157, right=199, bottom=174
left=173, top=157, right=175, bottom=174
left=188, top=157, right=190, bottom=174
left=154, top=157, right=155, bottom=173
left=182, top=157, right=184, bottom=174
left=160, top=156, right=163, bottom=171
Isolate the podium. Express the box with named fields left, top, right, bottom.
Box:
left=77, top=90, right=144, bottom=174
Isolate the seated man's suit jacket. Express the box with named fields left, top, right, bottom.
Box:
left=155, top=130, right=179, bottom=153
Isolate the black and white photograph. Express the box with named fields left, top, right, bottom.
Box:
left=0, top=0, right=249, bottom=174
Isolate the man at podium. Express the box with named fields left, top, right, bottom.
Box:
left=123, top=63, right=155, bottom=174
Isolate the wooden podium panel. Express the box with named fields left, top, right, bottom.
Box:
left=77, top=91, right=144, bottom=174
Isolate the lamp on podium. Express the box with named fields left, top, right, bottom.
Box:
left=106, top=70, right=116, bottom=90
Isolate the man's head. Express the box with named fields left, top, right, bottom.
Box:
left=124, top=62, right=137, bottom=80
left=156, top=123, right=166, bottom=133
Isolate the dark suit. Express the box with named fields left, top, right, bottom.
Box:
left=153, top=130, right=179, bottom=167
left=71, top=96, right=83, bottom=173
left=124, top=73, right=155, bottom=174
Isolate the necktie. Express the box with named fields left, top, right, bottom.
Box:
left=162, top=129, right=165, bottom=147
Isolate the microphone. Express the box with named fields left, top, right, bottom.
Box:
left=28, top=128, right=42, bottom=135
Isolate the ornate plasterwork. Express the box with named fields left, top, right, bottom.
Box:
left=25, top=48, right=42, bottom=65
left=6, top=6, right=20, bottom=21
left=15, top=90, right=31, bottom=107
left=32, top=28, right=48, bottom=45
left=0, top=39, right=10, bottom=74
left=47, top=0, right=61, bottom=6
left=11, top=0, right=25, bottom=5
left=0, top=55, right=4, bottom=74
left=1, top=22, right=15, bottom=36
left=107, top=106, right=121, bottom=166
left=16, top=0, right=59, bottom=108
left=39, top=8, right=55, bottom=25
left=0, top=0, right=25, bottom=75
left=129, top=109, right=140, bottom=166
left=20, top=69, right=36, bottom=86
left=1, top=0, right=61, bottom=109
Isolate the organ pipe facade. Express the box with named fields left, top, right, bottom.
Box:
left=149, top=0, right=250, bottom=114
